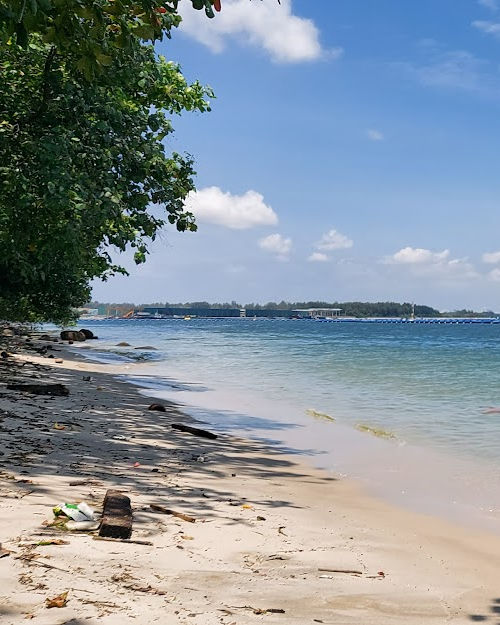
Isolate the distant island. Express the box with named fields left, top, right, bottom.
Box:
left=83, top=301, right=499, bottom=319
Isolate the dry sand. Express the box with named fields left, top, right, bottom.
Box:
left=1, top=334, right=500, bottom=624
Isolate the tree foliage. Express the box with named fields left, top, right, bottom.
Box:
left=0, top=0, right=220, bottom=74
left=0, top=18, right=213, bottom=323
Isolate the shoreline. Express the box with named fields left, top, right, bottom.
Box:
left=1, top=335, right=500, bottom=623
left=70, top=336, right=500, bottom=536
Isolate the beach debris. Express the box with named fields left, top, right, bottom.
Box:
left=134, top=346, right=157, bottom=350
left=99, top=490, right=133, bottom=539
left=256, top=516, right=266, bottom=521
left=355, top=424, right=395, bottom=440
left=53, top=422, right=66, bottom=430
left=181, top=534, right=194, bottom=540
left=69, top=479, right=101, bottom=486
left=53, top=502, right=96, bottom=523
left=60, top=330, right=86, bottom=341
left=241, top=504, right=253, bottom=510
left=7, top=383, right=69, bottom=396
left=36, top=539, right=68, bottom=546
left=278, top=526, right=287, bottom=536
left=116, top=342, right=131, bottom=347
left=171, top=423, right=218, bottom=440
left=129, top=461, right=141, bottom=468
left=82, top=376, right=92, bottom=382
left=482, top=407, right=500, bottom=414
left=150, top=504, right=195, bottom=523
left=66, top=520, right=100, bottom=531
left=228, top=605, right=285, bottom=615
left=306, top=408, right=335, bottom=422
left=318, top=567, right=363, bottom=575
left=54, top=358, right=64, bottom=364
left=45, top=590, right=69, bottom=608
left=124, top=584, right=166, bottom=595
left=93, top=536, right=153, bottom=546
left=0, top=543, right=12, bottom=558
left=148, top=403, right=166, bottom=412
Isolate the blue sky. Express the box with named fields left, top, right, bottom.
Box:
left=92, top=0, right=500, bottom=310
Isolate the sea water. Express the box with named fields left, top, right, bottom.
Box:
left=69, top=319, right=500, bottom=530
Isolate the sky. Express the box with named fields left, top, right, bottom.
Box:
left=92, top=0, right=500, bottom=311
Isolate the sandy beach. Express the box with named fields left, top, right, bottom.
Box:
left=1, top=333, right=500, bottom=624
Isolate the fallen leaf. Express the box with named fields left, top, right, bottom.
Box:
left=46, top=590, right=69, bottom=608
left=241, top=504, right=252, bottom=510
left=37, top=539, right=68, bottom=546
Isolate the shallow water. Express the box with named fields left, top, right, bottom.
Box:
left=68, top=318, right=500, bottom=531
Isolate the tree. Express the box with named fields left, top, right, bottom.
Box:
left=0, top=1, right=221, bottom=74
left=0, top=33, right=213, bottom=323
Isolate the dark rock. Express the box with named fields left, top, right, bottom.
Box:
left=60, top=330, right=86, bottom=342
left=1, top=328, right=14, bottom=337
left=148, top=403, right=166, bottom=412
left=134, top=346, right=157, bottom=350
left=7, top=383, right=69, bottom=396
left=79, top=328, right=94, bottom=339
left=39, top=334, right=52, bottom=341
left=99, top=490, right=132, bottom=539
left=1, top=351, right=8, bottom=359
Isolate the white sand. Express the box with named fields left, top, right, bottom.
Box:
left=1, top=336, right=500, bottom=624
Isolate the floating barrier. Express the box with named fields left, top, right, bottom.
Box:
left=316, top=317, right=500, bottom=324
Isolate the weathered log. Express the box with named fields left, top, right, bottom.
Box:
left=171, top=423, right=217, bottom=440
left=7, top=383, right=69, bottom=396
left=99, top=490, right=132, bottom=539
left=149, top=504, right=195, bottom=523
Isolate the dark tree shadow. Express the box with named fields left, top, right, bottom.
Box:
left=469, top=598, right=500, bottom=624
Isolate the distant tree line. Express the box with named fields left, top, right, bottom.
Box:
left=88, top=300, right=459, bottom=317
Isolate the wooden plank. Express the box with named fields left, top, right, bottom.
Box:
left=99, top=490, right=132, bottom=539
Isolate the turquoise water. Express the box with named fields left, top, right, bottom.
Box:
left=68, top=318, right=500, bottom=529
left=77, top=318, right=500, bottom=464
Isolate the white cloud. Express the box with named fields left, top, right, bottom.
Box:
left=385, top=247, right=477, bottom=280
left=178, top=0, right=340, bottom=63
left=488, top=268, right=500, bottom=281
left=478, top=0, right=498, bottom=11
left=316, top=229, right=353, bottom=251
left=390, top=247, right=450, bottom=264
left=308, top=252, right=329, bottom=262
left=185, top=186, right=278, bottom=230
left=482, top=250, right=500, bottom=263
left=472, top=20, right=500, bottom=35
left=258, top=233, right=292, bottom=260
left=367, top=129, right=384, bottom=141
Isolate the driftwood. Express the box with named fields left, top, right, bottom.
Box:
left=318, top=567, right=363, bottom=575
left=170, top=423, right=217, bottom=440
left=150, top=504, right=195, bottom=523
left=7, top=383, right=69, bottom=396
left=99, top=490, right=132, bottom=539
